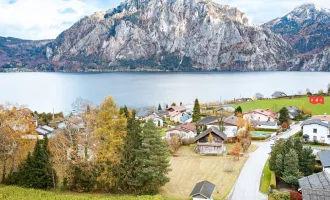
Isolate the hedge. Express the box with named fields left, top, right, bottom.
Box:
left=252, top=135, right=271, bottom=141
left=255, top=128, right=279, bottom=132
left=270, top=171, right=276, bottom=189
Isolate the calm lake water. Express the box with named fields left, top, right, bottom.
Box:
left=0, top=72, right=329, bottom=113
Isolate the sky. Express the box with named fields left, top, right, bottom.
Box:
left=0, top=0, right=330, bottom=40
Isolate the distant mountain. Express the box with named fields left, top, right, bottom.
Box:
left=263, top=3, right=330, bottom=71
left=1, top=0, right=330, bottom=72
left=263, top=3, right=330, bottom=54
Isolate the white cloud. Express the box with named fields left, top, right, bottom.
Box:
left=1, top=0, right=330, bottom=40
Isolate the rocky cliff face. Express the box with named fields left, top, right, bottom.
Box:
left=264, top=4, right=330, bottom=54
left=45, top=0, right=294, bottom=71
left=263, top=3, right=330, bottom=71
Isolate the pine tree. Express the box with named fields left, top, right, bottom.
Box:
left=116, top=116, right=142, bottom=192
left=293, top=137, right=303, bottom=158
left=234, top=106, right=243, bottom=116
left=158, top=104, right=162, bottom=111
left=171, top=102, right=176, bottom=106
left=6, top=137, right=57, bottom=190
left=120, top=105, right=130, bottom=118
left=269, top=139, right=286, bottom=171
left=283, top=149, right=302, bottom=186
left=192, top=99, right=201, bottom=122
left=275, top=154, right=284, bottom=176
left=299, top=147, right=315, bottom=176
left=279, top=107, right=290, bottom=124
left=166, top=104, right=168, bottom=109
left=131, top=120, right=170, bottom=194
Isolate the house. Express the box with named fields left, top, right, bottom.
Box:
left=196, top=116, right=218, bottom=128
left=318, top=151, right=330, bottom=174
left=165, top=123, right=196, bottom=139
left=167, top=106, right=186, bottom=122
left=17, top=108, right=39, bottom=127
left=278, top=106, right=302, bottom=120
left=136, top=110, right=152, bottom=121
left=298, top=172, right=330, bottom=200
left=36, top=125, right=55, bottom=138
left=194, top=127, right=227, bottom=155
left=220, top=106, right=235, bottom=112
left=272, top=91, right=287, bottom=98
left=152, top=116, right=164, bottom=127
left=301, top=118, right=330, bottom=144
left=223, top=116, right=239, bottom=137
left=252, top=121, right=279, bottom=130
left=243, top=109, right=278, bottom=122
left=190, top=181, right=216, bottom=200
left=156, top=110, right=168, bottom=118
left=180, top=113, right=192, bottom=123
left=235, top=98, right=253, bottom=102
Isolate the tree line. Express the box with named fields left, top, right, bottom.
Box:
left=1, top=96, right=170, bottom=195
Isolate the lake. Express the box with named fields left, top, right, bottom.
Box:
left=0, top=72, right=329, bottom=113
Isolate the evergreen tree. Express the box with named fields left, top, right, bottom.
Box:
left=132, top=120, right=170, bottom=194
left=234, top=106, right=243, bottom=116
left=269, top=139, right=286, bottom=171
left=158, top=104, right=162, bottom=111
left=293, top=137, right=303, bottom=159
left=299, top=147, right=315, bottom=176
left=6, top=137, right=57, bottom=189
left=279, top=107, right=290, bottom=124
left=171, top=102, right=176, bottom=106
left=120, top=105, right=130, bottom=118
left=196, top=126, right=201, bottom=135
left=192, top=99, right=201, bottom=122
left=283, top=139, right=294, bottom=155
left=275, top=154, right=284, bottom=176
left=283, top=149, right=302, bottom=186
left=166, top=104, right=168, bottom=109
left=116, top=115, right=142, bottom=192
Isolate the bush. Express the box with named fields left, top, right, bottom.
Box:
left=272, top=190, right=290, bottom=200
left=312, top=140, right=319, bottom=145
left=252, top=135, right=271, bottom=141
left=255, top=128, right=279, bottom=132
left=293, top=131, right=302, bottom=138
left=270, top=171, right=276, bottom=189
left=289, top=190, right=302, bottom=200
left=181, top=138, right=194, bottom=146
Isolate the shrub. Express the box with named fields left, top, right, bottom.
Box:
left=312, top=140, right=319, bottom=145
left=289, top=190, right=302, bottom=200
left=270, top=171, right=276, bottom=189
left=252, top=135, right=271, bottom=141
left=255, top=128, right=279, bottom=132
left=181, top=138, right=194, bottom=146
left=272, top=190, right=290, bottom=200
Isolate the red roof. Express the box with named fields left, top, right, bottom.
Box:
left=244, top=109, right=278, bottom=119
left=312, top=115, right=330, bottom=122
left=166, top=123, right=196, bottom=133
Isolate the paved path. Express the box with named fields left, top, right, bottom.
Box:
left=230, top=123, right=302, bottom=200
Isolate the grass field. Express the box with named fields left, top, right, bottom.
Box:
left=0, top=185, right=169, bottom=200
left=260, top=161, right=271, bottom=194
left=160, top=146, right=254, bottom=200
left=235, top=97, right=330, bottom=115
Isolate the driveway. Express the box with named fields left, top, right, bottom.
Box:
left=230, top=123, right=302, bottom=200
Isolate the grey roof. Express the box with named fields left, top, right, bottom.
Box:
left=156, top=110, right=168, bottom=118
left=224, top=116, right=238, bottom=126
left=301, top=188, right=330, bottom=200
left=272, top=91, right=287, bottom=98
left=190, top=181, right=215, bottom=199
left=35, top=128, right=49, bottom=135
left=41, top=125, right=54, bottom=132
left=286, top=106, right=302, bottom=117
left=318, top=151, right=330, bottom=168
left=194, top=127, right=228, bottom=142
left=299, top=172, right=330, bottom=190
left=196, top=116, right=218, bottom=125
left=301, top=119, right=330, bottom=129
left=252, top=121, right=278, bottom=127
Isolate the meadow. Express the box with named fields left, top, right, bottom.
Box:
left=235, top=97, right=330, bottom=115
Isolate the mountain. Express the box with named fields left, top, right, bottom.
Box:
left=1, top=0, right=295, bottom=72
left=263, top=3, right=330, bottom=54
left=0, top=36, right=52, bottom=71
left=263, top=3, right=330, bottom=71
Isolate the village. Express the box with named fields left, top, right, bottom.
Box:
left=1, top=89, right=330, bottom=200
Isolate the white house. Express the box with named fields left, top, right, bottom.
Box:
left=153, top=117, right=164, bottom=127
left=252, top=121, right=279, bottom=130
left=165, top=123, right=196, bottom=140
left=243, top=109, right=277, bottom=122
left=317, top=151, right=330, bottom=174
left=301, top=118, right=330, bottom=144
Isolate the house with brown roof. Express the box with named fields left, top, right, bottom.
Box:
left=194, top=127, right=227, bottom=155
left=165, top=123, right=196, bottom=140
left=167, top=106, right=186, bottom=123
left=243, top=109, right=278, bottom=122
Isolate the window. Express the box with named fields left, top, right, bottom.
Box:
left=313, top=129, right=317, bottom=133
left=313, top=136, right=317, bottom=141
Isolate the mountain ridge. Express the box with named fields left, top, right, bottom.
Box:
left=0, top=0, right=329, bottom=72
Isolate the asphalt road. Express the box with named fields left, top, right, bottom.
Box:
left=230, top=123, right=302, bottom=200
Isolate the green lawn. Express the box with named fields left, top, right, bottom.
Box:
left=235, top=97, right=330, bottom=115
left=159, top=128, right=167, bottom=137
left=0, top=186, right=172, bottom=200
left=260, top=161, right=271, bottom=194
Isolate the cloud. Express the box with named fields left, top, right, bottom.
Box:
left=1, top=0, right=330, bottom=40
left=59, top=7, right=76, bottom=14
